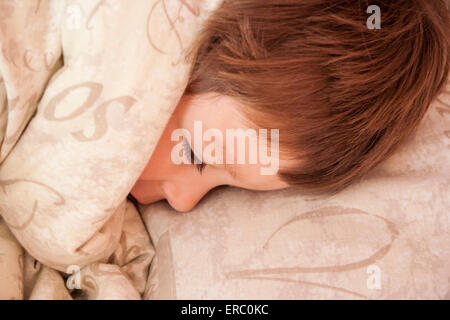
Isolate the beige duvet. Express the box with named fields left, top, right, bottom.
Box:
left=0, top=0, right=219, bottom=299
left=0, top=0, right=449, bottom=300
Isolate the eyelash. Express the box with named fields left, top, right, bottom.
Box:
left=183, top=138, right=207, bottom=174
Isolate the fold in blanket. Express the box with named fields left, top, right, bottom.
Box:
left=0, top=0, right=221, bottom=299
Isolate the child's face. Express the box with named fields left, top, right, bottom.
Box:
left=130, top=92, right=291, bottom=212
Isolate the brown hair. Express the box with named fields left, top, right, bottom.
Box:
left=185, top=0, right=450, bottom=192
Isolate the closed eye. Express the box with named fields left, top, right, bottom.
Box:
left=183, top=137, right=206, bottom=174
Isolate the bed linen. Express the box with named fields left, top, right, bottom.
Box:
left=139, top=86, right=450, bottom=299
left=0, top=0, right=448, bottom=300
left=0, top=0, right=220, bottom=299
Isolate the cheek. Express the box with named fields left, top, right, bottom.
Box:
left=231, top=165, right=290, bottom=191
left=139, top=120, right=180, bottom=181
left=140, top=149, right=185, bottom=183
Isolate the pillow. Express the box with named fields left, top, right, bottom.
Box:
left=140, top=87, right=450, bottom=299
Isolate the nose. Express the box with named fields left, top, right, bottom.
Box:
left=162, top=182, right=212, bottom=212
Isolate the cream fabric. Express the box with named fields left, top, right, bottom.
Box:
left=140, top=88, right=450, bottom=300
left=0, top=0, right=220, bottom=299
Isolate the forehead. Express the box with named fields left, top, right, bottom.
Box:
left=179, top=93, right=249, bottom=131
